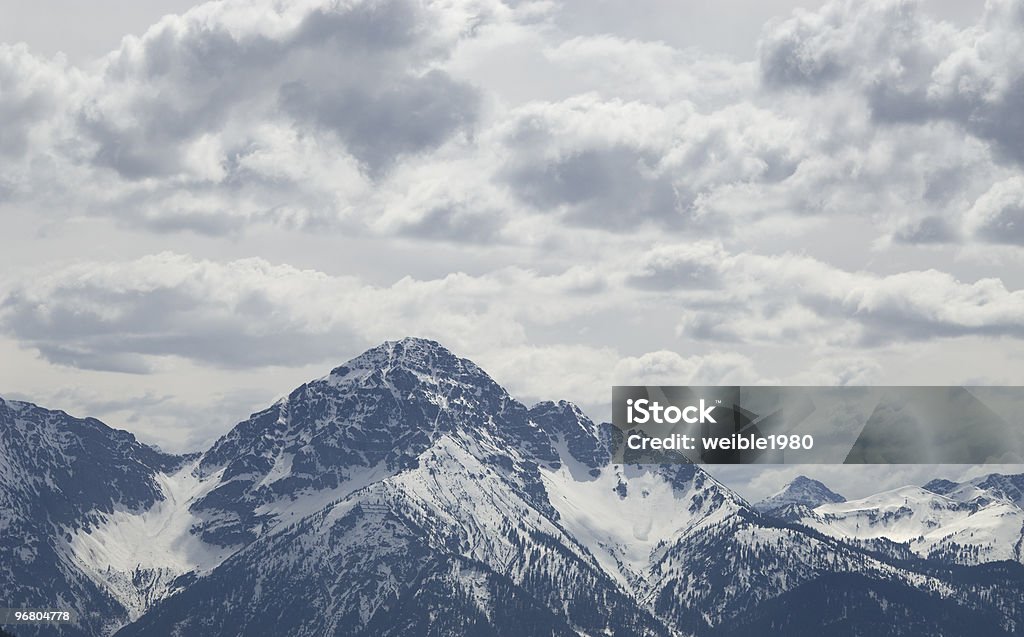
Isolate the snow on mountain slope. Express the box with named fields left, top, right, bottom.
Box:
left=60, top=437, right=404, bottom=626
left=800, top=486, right=1024, bottom=565
left=0, top=396, right=189, bottom=636
left=927, top=473, right=1024, bottom=510
left=542, top=453, right=743, bottom=590
left=117, top=427, right=670, bottom=637
left=65, top=461, right=232, bottom=619
left=7, top=338, right=1024, bottom=636
left=643, top=501, right=964, bottom=635
left=112, top=338, right=669, bottom=635
left=187, top=338, right=559, bottom=547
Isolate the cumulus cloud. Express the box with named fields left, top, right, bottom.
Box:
left=0, top=44, right=72, bottom=159
left=622, top=243, right=1024, bottom=346
left=5, top=0, right=1024, bottom=442
left=497, top=95, right=803, bottom=230
left=0, top=252, right=618, bottom=372
left=5, top=245, right=1022, bottom=377
left=756, top=0, right=1024, bottom=241
left=0, top=0, right=522, bottom=237
left=2, top=0, right=1023, bottom=250
left=0, top=254, right=363, bottom=371
left=81, top=0, right=485, bottom=178
left=966, top=176, right=1024, bottom=244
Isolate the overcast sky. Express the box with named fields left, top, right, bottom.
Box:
left=1, top=0, right=1022, bottom=497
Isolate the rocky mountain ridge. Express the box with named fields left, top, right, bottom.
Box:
left=3, top=338, right=1023, bottom=636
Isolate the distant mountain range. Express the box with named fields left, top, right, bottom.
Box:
left=2, top=338, right=1023, bottom=636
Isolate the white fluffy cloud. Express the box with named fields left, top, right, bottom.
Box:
left=4, top=246, right=1021, bottom=374
left=630, top=244, right=1024, bottom=345
left=966, top=177, right=1024, bottom=244
left=4, top=0, right=1024, bottom=446
left=0, top=44, right=71, bottom=159
left=759, top=0, right=1024, bottom=242
left=1, top=0, right=527, bottom=236
left=2, top=0, right=1023, bottom=249
left=0, top=252, right=541, bottom=371
left=761, top=0, right=1024, bottom=164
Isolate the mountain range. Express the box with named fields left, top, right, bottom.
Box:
left=2, top=338, right=1023, bottom=636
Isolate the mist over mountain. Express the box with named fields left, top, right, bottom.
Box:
left=2, top=338, right=1023, bottom=636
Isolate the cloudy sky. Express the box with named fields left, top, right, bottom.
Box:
left=1, top=0, right=1023, bottom=498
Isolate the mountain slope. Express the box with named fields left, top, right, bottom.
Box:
left=117, top=430, right=667, bottom=634
left=797, top=486, right=1024, bottom=565
left=754, top=475, right=845, bottom=518
left=707, top=572, right=1014, bottom=637
left=0, top=397, right=188, bottom=636
left=926, top=473, right=1024, bottom=510
left=187, top=338, right=559, bottom=547
left=5, top=338, right=1024, bottom=636
left=114, top=339, right=669, bottom=635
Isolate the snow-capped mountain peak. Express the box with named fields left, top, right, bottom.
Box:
left=797, top=485, right=1024, bottom=566
left=926, top=473, right=1024, bottom=510
left=6, top=340, right=1024, bottom=636
left=754, top=475, right=845, bottom=515
left=185, top=337, right=564, bottom=548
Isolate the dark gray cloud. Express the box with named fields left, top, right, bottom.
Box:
left=395, top=203, right=505, bottom=243
left=79, top=0, right=479, bottom=180
left=891, top=216, right=958, bottom=244
left=503, top=145, right=686, bottom=229
left=279, top=69, right=478, bottom=175
left=973, top=208, right=1024, bottom=245
left=0, top=256, right=363, bottom=371
left=870, top=78, right=1024, bottom=167
left=497, top=97, right=802, bottom=231
left=625, top=244, right=725, bottom=290
left=760, top=0, right=1024, bottom=166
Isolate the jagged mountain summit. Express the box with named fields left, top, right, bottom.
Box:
left=186, top=337, right=565, bottom=548
left=924, top=473, right=1024, bottom=509
left=3, top=338, right=1024, bottom=636
left=754, top=475, right=846, bottom=519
